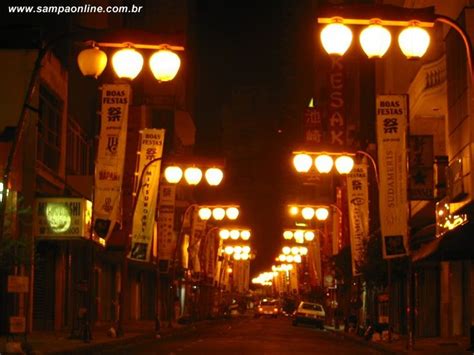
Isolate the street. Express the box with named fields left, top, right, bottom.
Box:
left=103, top=316, right=382, bottom=355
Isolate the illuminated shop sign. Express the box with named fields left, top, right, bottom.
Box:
left=435, top=200, right=468, bottom=238
left=34, top=198, right=92, bottom=239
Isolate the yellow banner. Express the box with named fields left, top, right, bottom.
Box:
left=129, top=129, right=165, bottom=262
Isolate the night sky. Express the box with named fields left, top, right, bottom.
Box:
left=192, top=0, right=317, bottom=275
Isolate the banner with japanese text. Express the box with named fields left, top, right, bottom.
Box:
left=93, top=84, right=130, bottom=241
left=157, top=184, right=177, bottom=264
left=376, top=95, right=408, bottom=259
left=129, top=129, right=165, bottom=262
left=189, top=209, right=206, bottom=273
left=347, top=163, right=369, bottom=275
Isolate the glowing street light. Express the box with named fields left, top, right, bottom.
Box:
left=164, top=166, right=183, bottom=184
left=226, top=207, right=239, bottom=220
left=149, top=49, right=181, bottom=82
left=184, top=167, right=203, bottom=185
left=77, top=46, right=107, bottom=78
left=314, top=154, right=334, bottom=173
left=198, top=207, right=212, bottom=220
left=293, top=154, right=313, bottom=173
left=205, top=168, right=224, bottom=186
left=112, top=48, right=144, bottom=80
left=212, top=207, right=226, bottom=221
left=359, top=23, right=392, bottom=58
left=398, top=25, right=430, bottom=59
left=320, top=21, right=353, bottom=56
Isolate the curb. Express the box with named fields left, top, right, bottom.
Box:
left=326, top=328, right=403, bottom=355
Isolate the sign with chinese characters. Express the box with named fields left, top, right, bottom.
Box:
left=347, top=163, right=369, bottom=275
left=34, top=198, right=92, bottom=239
left=129, top=129, right=165, bottom=262
left=327, top=57, right=346, bottom=150
left=376, top=95, right=408, bottom=259
left=157, top=184, right=177, bottom=263
left=435, top=199, right=468, bottom=237
left=409, top=135, right=434, bottom=200
left=303, top=100, right=323, bottom=147
left=93, top=84, right=130, bottom=241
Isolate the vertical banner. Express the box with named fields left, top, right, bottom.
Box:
left=327, top=57, right=346, bottom=150
left=408, top=135, right=434, bottom=200
left=129, top=129, right=165, bottom=262
left=303, top=99, right=324, bottom=147
left=376, top=95, right=408, bottom=259
left=347, top=163, right=370, bottom=275
left=157, top=184, right=177, bottom=264
left=93, top=84, right=130, bottom=241
left=189, top=209, right=206, bottom=273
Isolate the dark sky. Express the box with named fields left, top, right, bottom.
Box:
left=192, top=1, right=317, bottom=275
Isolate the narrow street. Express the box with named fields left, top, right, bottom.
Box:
left=103, top=316, right=382, bottom=355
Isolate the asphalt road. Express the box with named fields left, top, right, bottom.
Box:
left=102, top=315, right=384, bottom=355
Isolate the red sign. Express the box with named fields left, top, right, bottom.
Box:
left=327, top=57, right=346, bottom=149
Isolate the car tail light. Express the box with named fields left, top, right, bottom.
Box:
left=258, top=307, right=263, bottom=312
left=273, top=308, right=278, bottom=312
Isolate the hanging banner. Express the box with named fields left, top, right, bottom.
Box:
left=157, top=184, right=177, bottom=263
left=408, top=135, right=434, bottom=200
left=347, top=163, right=370, bottom=275
left=201, top=228, right=219, bottom=279
left=189, top=208, right=206, bottom=273
left=376, top=95, right=409, bottom=259
left=129, top=129, right=165, bottom=262
left=93, top=84, right=130, bottom=241
left=327, top=56, right=346, bottom=150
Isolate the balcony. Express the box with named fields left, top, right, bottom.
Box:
left=408, top=55, right=447, bottom=118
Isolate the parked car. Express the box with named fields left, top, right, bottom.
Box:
left=292, top=301, right=325, bottom=328
left=254, top=298, right=280, bottom=318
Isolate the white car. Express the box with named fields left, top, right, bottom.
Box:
left=255, top=299, right=280, bottom=318
left=292, top=301, right=325, bottom=328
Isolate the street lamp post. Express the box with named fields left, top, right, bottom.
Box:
left=317, top=4, right=474, bottom=349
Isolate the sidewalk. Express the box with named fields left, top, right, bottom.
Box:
left=0, top=319, right=203, bottom=355
left=326, top=326, right=471, bottom=354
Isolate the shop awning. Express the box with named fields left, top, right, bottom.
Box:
left=412, top=221, right=474, bottom=262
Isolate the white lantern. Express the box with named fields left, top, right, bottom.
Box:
left=283, top=231, right=293, bottom=240
left=315, top=155, right=334, bottom=173
left=77, top=47, right=107, bottom=78
left=205, top=168, right=224, bottom=186
left=302, top=207, right=315, bottom=220
left=240, top=230, right=251, bottom=240
left=230, top=230, right=240, bottom=240
left=226, top=207, right=239, bottom=220
left=212, top=207, right=225, bottom=220
left=219, top=229, right=230, bottom=240
left=164, top=166, right=183, bottom=184
left=282, top=246, right=291, bottom=255
left=149, top=49, right=181, bottom=82
left=321, top=22, right=353, bottom=56
left=293, top=154, right=312, bottom=173
left=198, top=207, right=212, bottom=220
left=398, top=25, right=430, bottom=59
left=335, top=155, right=355, bottom=174
left=112, top=48, right=143, bottom=80
left=315, top=207, right=329, bottom=221
left=359, top=24, right=392, bottom=58
left=304, top=231, right=315, bottom=242
left=184, top=167, right=202, bottom=185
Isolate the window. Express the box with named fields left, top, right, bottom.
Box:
left=66, top=117, right=92, bottom=175
left=38, top=85, right=63, bottom=172
left=302, top=303, right=322, bottom=311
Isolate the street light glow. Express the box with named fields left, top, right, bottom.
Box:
left=205, top=168, right=224, bottom=186
left=198, top=208, right=212, bottom=220
left=302, top=207, right=315, bottom=220
left=240, top=230, right=251, bottom=240
left=315, top=155, right=334, bottom=173
left=230, top=229, right=240, bottom=240
left=226, top=207, right=239, bottom=220
left=315, top=207, right=329, bottom=221
left=112, top=48, right=144, bottom=79
left=293, top=154, right=312, bottom=173
left=283, top=230, right=293, bottom=240
left=304, top=231, right=315, bottom=242
left=164, top=166, right=183, bottom=184
left=184, top=167, right=203, bottom=185
left=320, top=22, right=353, bottom=56
left=398, top=25, right=430, bottom=59
left=219, top=229, right=230, bottom=239
left=359, top=23, right=392, bottom=58
left=335, top=155, right=355, bottom=174
left=212, top=207, right=226, bottom=220
left=149, top=49, right=181, bottom=82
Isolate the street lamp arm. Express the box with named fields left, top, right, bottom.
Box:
left=356, top=150, right=379, bottom=187
left=435, top=14, right=474, bottom=80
